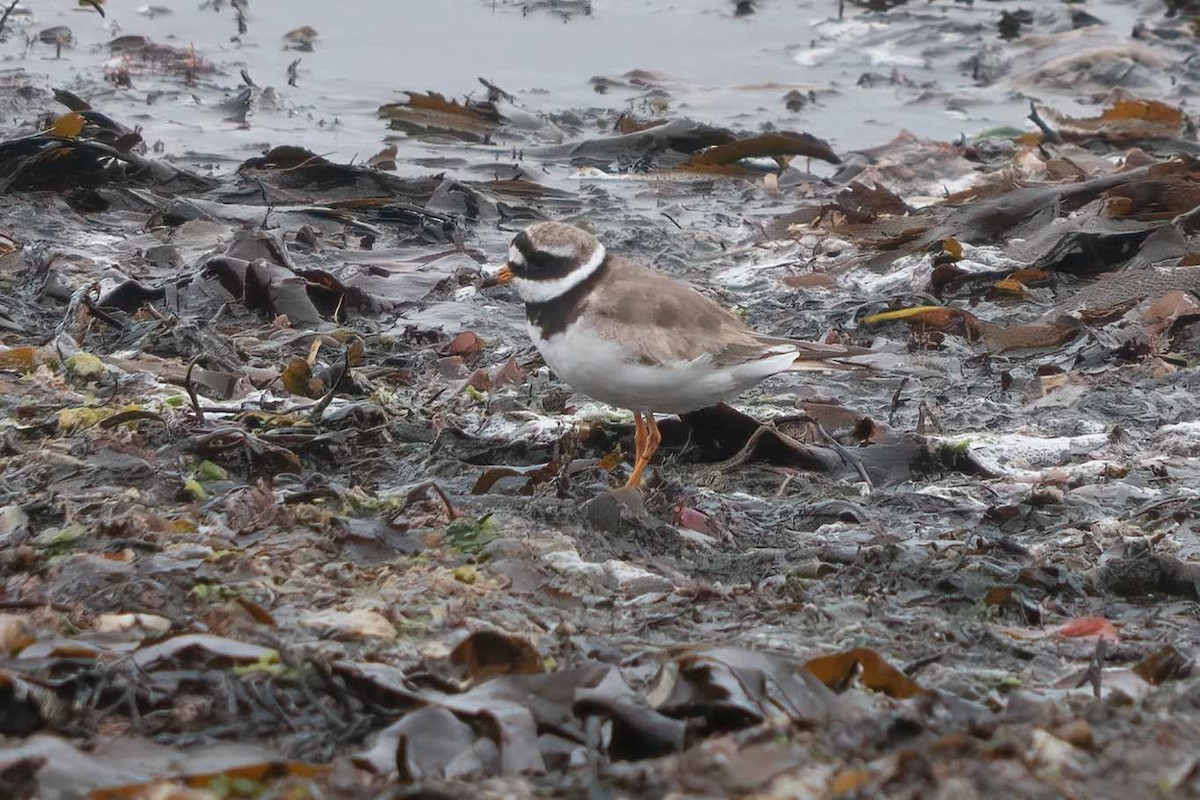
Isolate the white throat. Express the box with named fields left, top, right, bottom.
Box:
left=514, top=244, right=607, bottom=304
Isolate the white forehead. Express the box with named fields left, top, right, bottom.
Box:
left=508, top=244, right=526, bottom=265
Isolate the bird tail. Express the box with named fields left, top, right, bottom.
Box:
left=750, top=336, right=934, bottom=376
left=786, top=340, right=939, bottom=377
left=754, top=336, right=875, bottom=372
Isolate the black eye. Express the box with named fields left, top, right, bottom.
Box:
left=530, top=252, right=577, bottom=279
left=508, top=232, right=534, bottom=276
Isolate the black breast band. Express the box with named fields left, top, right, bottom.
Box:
left=526, top=255, right=611, bottom=339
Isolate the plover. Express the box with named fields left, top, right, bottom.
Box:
left=486, top=221, right=869, bottom=488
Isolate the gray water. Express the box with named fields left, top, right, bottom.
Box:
left=2, top=0, right=1155, bottom=174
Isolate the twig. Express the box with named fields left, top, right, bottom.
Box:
left=403, top=480, right=457, bottom=520
left=305, top=335, right=322, bottom=366
left=0, top=0, right=20, bottom=39
left=248, top=150, right=335, bottom=175
left=1075, top=638, right=1106, bottom=699
left=916, top=400, right=944, bottom=435
left=1172, top=202, right=1200, bottom=234
left=809, top=417, right=873, bottom=490
left=185, top=356, right=205, bottom=424
left=1026, top=101, right=1062, bottom=144
left=83, top=296, right=128, bottom=331
left=99, top=410, right=167, bottom=430
left=0, top=141, right=61, bottom=194
left=255, top=179, right=274, bottom=229
left=0, top=598, right=77, bottom=613
left=887, top=377, right=909, bottom=426
left=308, top=347, right=350, bottom=423
left=902, top=651, right=945, bottom=677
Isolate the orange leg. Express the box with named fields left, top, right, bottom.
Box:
left=624, top=410, right=661, bottom=489
left=626, top=410, right=645, bottom=479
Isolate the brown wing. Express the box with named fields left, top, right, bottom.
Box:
left=576, top=256, right=868, bottom=369
left=583, top=256, right=867, bottom=368
left=581, top=256, right=763, bottom=366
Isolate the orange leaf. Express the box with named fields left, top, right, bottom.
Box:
left=683, top=131, right=841, bottom=170
left=1055, top=617, right=1118, bottom=642
left=402, top=90, right=498, bottom=122
left=47, top=112, right=85, bottom=139
left=280, top=357, right=324, bottom=398
left=805, top=647, right=924, bottom=699
left=1006, top=268, right=1052, bottom=287
left=442, top=331, right=483, bottom=358
left=614, top=113, right=667, bottom=134
left=597, top=447, right=624, bottom=472
left=862, top=306, right=984, bottom=340
left=1101, top=99, right=1183, bottom=127
left=1132, top=645, right=1191, bottom=685
left=0, top=346, right=37, bottom=373
left=939, top=237, right=963, bottom=260
left=990, top=278, right=1026, bottom=298
left=831, top=768, right=876, bottom=794
left=983, top=586, right=1014, bottom=606
left=449, top=629, right=544, bottom=681
left=1105, top=195, right=1136, bottom=218
left=90, top=762, right=329, bottom=799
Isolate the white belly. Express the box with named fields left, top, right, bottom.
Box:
left=531, top=320, right=795, bottom=414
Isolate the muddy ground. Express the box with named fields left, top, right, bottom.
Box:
left=3, top=1, right=1200, bottom=798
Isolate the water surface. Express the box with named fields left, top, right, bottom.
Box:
left=4, top=0, right=1156, bottom=172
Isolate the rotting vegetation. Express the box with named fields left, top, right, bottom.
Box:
left=3, top=0, right=1200, bottom=798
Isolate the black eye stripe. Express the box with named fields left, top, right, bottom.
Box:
left=525, top=251, right=580, bottom=279
left=509, top=232, right=582, bottom=281
left=513, top=231, right=535, bottom=260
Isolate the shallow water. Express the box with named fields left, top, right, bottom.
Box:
left=3, top=0, right=1155, bottom=172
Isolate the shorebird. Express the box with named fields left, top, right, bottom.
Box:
left=486, top=221, right=869, bottom=488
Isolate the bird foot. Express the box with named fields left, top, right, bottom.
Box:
left=622, top=409, right=661, bottom=489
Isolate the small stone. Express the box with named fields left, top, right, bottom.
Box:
left=1052, top=719, right=1094, bottom=751
left=0, top=613, right=33, bottom=655
left=34, top=524, right=85, bottom=551
left=182, top=479, right=207, bottom=501
left=193, top=460, right=228, bottom=482
left=583, top=488, right=645, bottom=533
left=583, top=492, right=624, bottom=533
left=1026, top=486, right=1065, bottom=506
left=95, top=613, right=172, bottom=636
left=57, top=406, right=108, bottom=433
left=66, top=352, right=105, bottom=380
left=603, top=560, right=674, bottom=595
left=300, top=609, right=396, bottom=640
left=0, top=504, right=30, bottom=544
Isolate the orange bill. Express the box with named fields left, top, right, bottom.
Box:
left=481, top=264, right=514, bottom=288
